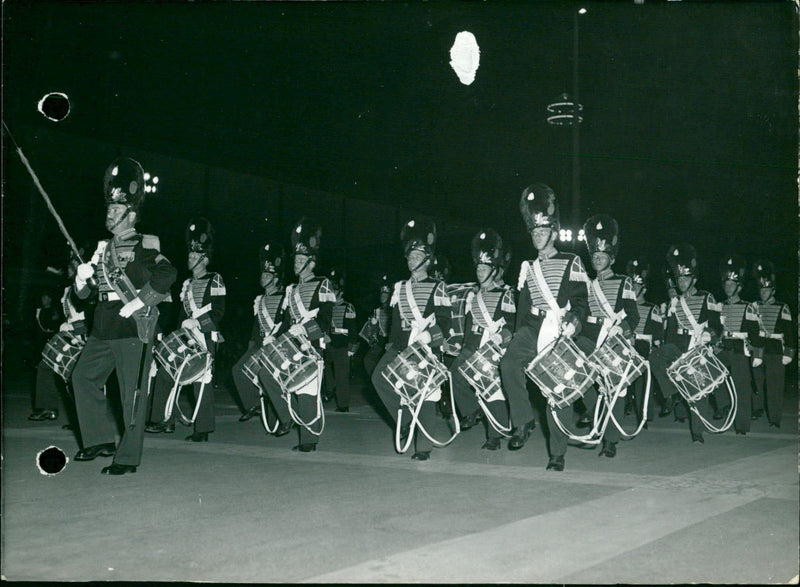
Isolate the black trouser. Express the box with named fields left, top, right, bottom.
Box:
left=72, top=336, right=153, bottom=467
left=648, top=343, right=715, bottom=437
left=232, top=346, right=262, bottom=413
left=752, top=354, right=785, bottom=426
left=371, top=344, right=444, bottom=453
left=449, top=348, right=509, bottom=441
left=324, top=346, right=351, bottom=409
left=363, top=343, right=385, bottom=382
left=717, top=348, right=751, bottom=432
left=33, top=360, right=67, bottom=412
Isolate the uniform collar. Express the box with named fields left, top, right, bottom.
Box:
left=761, top=296, right=776, bottom=305
left=681, top=285, right=698, bottom=299
left=725, top=294, right=741, bottom=304
left=596, top=268, right=614, bottom=281
left=112, top=228, right=137, bottom=243
left=298, top=273, right=316, bottom=283
left=537, top=247, right=558, bottom=261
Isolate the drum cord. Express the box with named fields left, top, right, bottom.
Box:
left=283, top=359, right=326, bottom=437
left=163, top=354, right=213, bottom=426
left=476, top=394, right=512, bottom=436
left=394, top=371, right=461, bottom=453
left=687, top=377, right=737, bottom=433
left=258, top=391, right=281, bottom=434
left=603, top=363, right=652, bottom=439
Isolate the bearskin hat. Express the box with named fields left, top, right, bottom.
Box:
left=719, top=254, right=746, bottom=284
left=103, top=157, right=145, bottom=210
left=328, top=267, right=345, bottom=293
left=753, top=259, right=775, bottom=289
left=379, top=273, right=391, bottom=294
left=401, top=218, right=436, bottom=256
left=584, top=214, right=619, bottom=257
left=626, top=257, right=650, bottom=287
left=471, top=229, right=504, bottom=269
left=429, top=254, right=450, bottom=282
left=290, top=217, right=322, bottom=258
left=519, top=183, right=559, bottom=232
left=259, top=242, right=285, bottom=277
left=666, top=243, right=698, bottom=279
left=185, top=217, right=214, bottom=255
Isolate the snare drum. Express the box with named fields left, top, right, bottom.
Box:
left=667, top=344, right=729, bottom=403
left=525, top=336, right=597, bottom=409
left=589, top=332, right=646, bottom=394
left=458, top=340, right=506, bottom=402
left=382, top=341, right=449, bottom=404
left=42, top=332, right=85, bottom=381
left=253, top=331, right=321, bottom=394
left=154, top=328, right=211, bottom=385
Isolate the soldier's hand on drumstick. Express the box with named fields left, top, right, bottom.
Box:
left=75, top=262, right=94, bottom=288
left=59, top=322, right=73, bottom=333
left=119, top=297, right=144, bottom=318
left=700, top=330, right=712, bottom=345
left=181, top=318, right=201, bottom=330
left=752, top=357, right=763, bottom=368
left=782, top=355, right=792, bottom=365
left=561, top=321, right=576, bottom=339
left=289, top=323, right=306, bottom=337
left=414, top=330, right=432, bottom=346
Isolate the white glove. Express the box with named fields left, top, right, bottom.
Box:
left=561, top=321, right=576, bottom=339
left=262, top=334, right=275, bottom=346
left=489, top=332, right=503, bottom=346
left=182, top=318, right=201, bottom=330
left=289, top=323, right=306, bottom=337
left=59, top=322, right=73, bottom=333
left=700, top=331, right=712, bottom=345
left=782, top=355, right=792, bottom=366
left=76, top=263, right=94, bottom=280
left=347, top=350, right=356, bottom=358
left=416, top=330, right=432, bottom=346
left=752, top=357, right=763, bottom=368
left=118, top=297, right=145, bottom=318
left=608, top=325, right=623, bottom=338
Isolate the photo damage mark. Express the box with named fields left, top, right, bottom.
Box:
left=37, top=446, right=67, bottom=475
left=37, top=92, right=70, bottom=122
left=449, top=31, right=480, bottom=86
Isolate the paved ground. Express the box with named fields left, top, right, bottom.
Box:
left=2, top=364, right=798, bottom=583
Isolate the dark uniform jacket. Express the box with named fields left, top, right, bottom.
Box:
left=249, top=289, right=286, bottom=346
left=329, top=300, right=359, bottom=353
left=76, top=229, right=176, bottom=340
left=515, top=249, right=589, bottom=335
left=662, top=286, right=722, bottom=351
left=275, top=276, right=335, bottom=351
left=633, top=300, right=663, bottom=357
left=462, top=285, right=516, bottom=351
left=720, top=295, right=760, bottom=358
left=444, top=282, right=477, bottom=355
left=178, top=272, right=226, bottom=349
left=584, top=268, right=639, bottom=345
left=752, top=297, right=795, bottom=360
left=388, top=276, right=452, bottom=349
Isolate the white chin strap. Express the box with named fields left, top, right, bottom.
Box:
left=189, top=253, right=208, bottom=272
left=409, top=250, right=431, bottom=273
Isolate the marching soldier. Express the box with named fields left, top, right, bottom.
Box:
left=625, top=258, right=663, bottom=425
left=231, top=243, right=288, bottom=427
left=261, top=218, right=335, bottom=452
left=450, top=229, right=516, bottom=450
left=648, top=244, right=723, bottom=443
left=498, top=183, right=590, bottom=471
left=147, top=218, right=226, bottom=442
left=360, top=274, right=391, bottom=380
left=323, top=268, right=359, bottom=412
left=577, top=215, right=639, bottom=458
left=371, top=218, right=453, bottom=460
left=71, top=157, right=177, bottom=474
left=717, top=254, right=760, bottom=434
left=29, top=252, right=90, bottom=427
left=751, top=260, right=795, bottom=428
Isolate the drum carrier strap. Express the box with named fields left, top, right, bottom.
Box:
left=589, top=279, right=626, bottom=349
left=678, top=295, right=705, bottom=349
left=472, top=290, right=506, bottom=348
left=404, top=279, right=435, bottom=344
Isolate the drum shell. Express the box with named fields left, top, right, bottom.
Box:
left=667, top=344, right=729, bottom=403
left=458, top=340, right=505, bottom=401
left=383, top=341, right=448, bottom=402
left=42, top=332, right=85, bottom=381
left=255, top=332, right=321, bottom=393
left=588, top=333, right=646, bottom=392
left=525, top=337, right=597, bottom=409
left=154, top=328, right=211, bottom=385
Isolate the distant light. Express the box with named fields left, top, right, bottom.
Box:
left=152, top=176, right=159, bottom=184
left=578, top=7, right=587, bottom=14
left=144, top=172, right=151, bottom=181
left=152, top=186, right=157, bottom=193
left=145, top=185, right=152, bottom=193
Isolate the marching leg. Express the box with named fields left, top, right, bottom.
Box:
left=72, top=336, right=118, bottom=452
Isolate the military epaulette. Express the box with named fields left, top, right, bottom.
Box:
left=141, top=234, right=160, bottom=251
left=318, top=278, right=337, bottom=303
left=707, top=299, right=722, bottom=313
left=569, top=256, right=589, bottom=283
left=501, top=288, right=517, bottom=314
left=745, top=306, right=758, bottom=321
left=781, top=305, right=792, bottom=320
left=390, top=281, right=402, bottom=307
left=433, top=281, right=451, bottom=306
left=345, top=303, right=356, bottom=319
left=253, top=295, right=263, bottom=315
left=621, top=277, right=637, bottom=300
left=210, top=273, right=226, bottom=296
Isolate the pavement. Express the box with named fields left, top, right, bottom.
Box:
left=2, top=364, right=798, bottom=583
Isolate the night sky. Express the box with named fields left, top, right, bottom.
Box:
left=3, top=1, right=798, bottom=329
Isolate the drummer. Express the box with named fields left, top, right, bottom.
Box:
left=576, top=215, right=639, bottom=458
left=230, top=243, right=291, bottom=432
left=147, top=218, right=226, bottom=442
left=449, top=229, right=516, bottom=450
left=648, top=244, right=723, bottom=443
left=625, top=258, right=664, bottom=426
left=370, top=218, right=453, bottom=461
left=260, top=218, right=335, bottom=452
left=498, top=183, right=590, bottom=471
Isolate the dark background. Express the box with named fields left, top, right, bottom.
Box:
left=3, top=1, right=798, bottom=344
